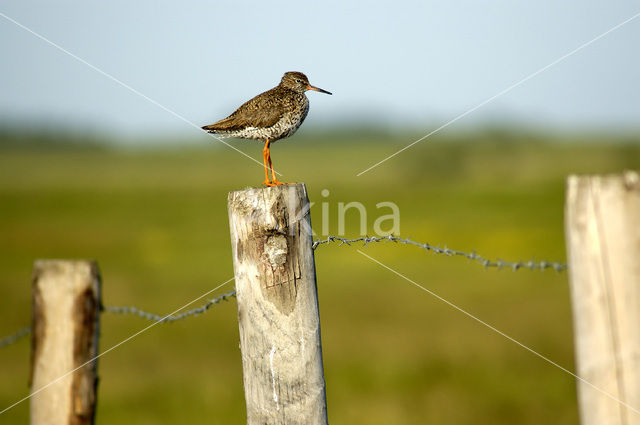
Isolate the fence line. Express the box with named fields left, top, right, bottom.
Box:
left=103, top=289, right=236, bottom=322
left=0, top=291, right=237, bottom=350
left=0, top=326, right=30, bottom=349
left=0, top=235, right=566, bottom=349
left=313, top=235, right=568, bottom=272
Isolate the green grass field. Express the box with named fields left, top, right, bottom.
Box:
left=1, top=131, right=638, bottom=424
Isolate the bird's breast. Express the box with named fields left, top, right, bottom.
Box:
left=270, top=96, right=309, bottom=141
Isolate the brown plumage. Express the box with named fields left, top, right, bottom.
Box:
left=202, top=71, right=331, bottom=186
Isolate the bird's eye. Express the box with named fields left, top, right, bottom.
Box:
left=295, top=79, right=302, bottom=83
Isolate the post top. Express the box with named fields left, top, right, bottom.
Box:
left=228, top=182, right=307, bottom=197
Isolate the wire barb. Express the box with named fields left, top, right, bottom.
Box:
left=0, top=237, right=565, bottom=350
left=102, top=290, right=237, bottom=323
left=0, top=326, right=31, bottom=349
left=312, top=235, right=567, bottom=272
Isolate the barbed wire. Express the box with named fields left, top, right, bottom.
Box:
left=0, top=235, right=566, bottom=349
left=312, top=235, right=567, bottom=272
left=0, top=326, right=30, bottom=349
left=102, top=289, right=236, bottom=323
left=0, top=290, right=237, bottom=350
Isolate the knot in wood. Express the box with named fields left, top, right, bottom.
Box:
left=623, top=170, right=639, bottom=190
left=264, top=235, right=288, bottom=268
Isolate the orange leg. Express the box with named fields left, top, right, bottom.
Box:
left=262, top=139, right=273, bottom=186
left=268, top=152, right=285, bottom=185
left=263, top=139, right=285, bottom=186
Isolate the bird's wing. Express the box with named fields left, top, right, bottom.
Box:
left=203, top=89, right=284, bottom=131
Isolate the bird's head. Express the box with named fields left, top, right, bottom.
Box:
left=281, top=72, right=332, bottom=95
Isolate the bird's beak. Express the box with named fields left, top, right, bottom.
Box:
left=307, top=84, right=332, bottom=95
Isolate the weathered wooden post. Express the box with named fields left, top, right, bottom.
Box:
left=30, top=260, right=101, bottom=425
left=228, top=183, right=328, bottom=425
left=565, top=171, right=640, bottom=424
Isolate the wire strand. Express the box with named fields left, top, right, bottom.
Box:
left=102, top=290, right=236, bottom=322
left=0, top=326, right=30, bottom=349
left=313, top=235, right=567, bottom=272
left=0, top=235, right=566, bottom=349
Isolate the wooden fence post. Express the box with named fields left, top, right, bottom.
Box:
left=228, top=183, right=328, bottom=425
left=30, top=260, right=101, bottom=425
left=565, top=171, right=640, bottom=424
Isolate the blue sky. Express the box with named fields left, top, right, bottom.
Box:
left=1, top=1, right=638, bottom=139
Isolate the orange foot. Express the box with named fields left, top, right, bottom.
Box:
left=263, top=180, right=289, bottom=187
left=270, top=178, right=288, bottom=186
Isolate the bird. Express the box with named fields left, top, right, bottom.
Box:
left=202, top=71, right=332, bottom=186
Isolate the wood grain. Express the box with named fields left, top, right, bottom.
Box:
left=228, top=183, right=328, bottom=425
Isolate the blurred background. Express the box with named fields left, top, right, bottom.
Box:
left=1, top=1, right=639, bottom=424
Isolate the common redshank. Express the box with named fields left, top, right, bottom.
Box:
left=202, top=71, right=331, bottom=186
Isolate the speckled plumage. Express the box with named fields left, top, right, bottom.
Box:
left=202, top=72, right=329, bottom=143
left=205, top=92, right=309, bottom=142
left=202, top=71, right=331, bottom=186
